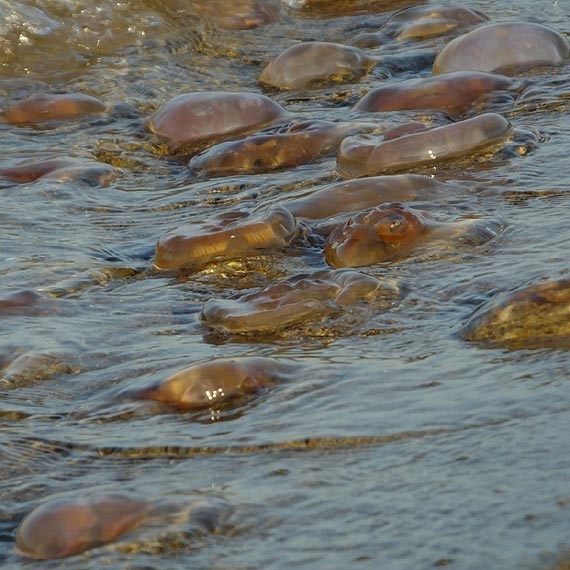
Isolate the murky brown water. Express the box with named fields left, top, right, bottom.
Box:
left=1, top=1, right=570, bottom=568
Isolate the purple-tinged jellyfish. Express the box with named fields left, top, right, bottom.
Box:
left=433, top=22, right=570, bottom=75
left=354, top=71, right=515, bottom=115
left=284, top=174, right=444, bottom=220
left=337, top=113, right=513, bottom=178
left=147, top=91, right=289, bottom=152
left=5, top=93, right=106, bottom=124
left=15, top=493, right=152, bottom=560
left=259, top=42, right=377, bottom=89
left=350, top=4, right=488, bottom=47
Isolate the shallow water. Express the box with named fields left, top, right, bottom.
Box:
left=1, top=1, right=570, bottom=568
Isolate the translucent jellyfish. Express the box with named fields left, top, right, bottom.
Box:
left=0, top=288, right=46, bottom=315
left=187, top=120, right=371, bottom=177
left=433, top=22, right=570, bottom=75
left=147, top=91, right=289, bottom=152
left=354, top=71, right=514, bottom=115
left=459, top=278, right=570, bottom=346
left=0, top=157, right=116, bottom=186
left=15, top=493, right=152, bottom=560
left=189, top=0, right=282, bottom=30
left=201, top=268, right=400, bottom=333
left=324, top=202, right=503, bottom=267
left=259, top=42, right=377, bottom=89
left=284, top=174, right=444, bottom=219
left=128, top=357, right=298, bottom=408
left=337, top=113, right=513, bottom=178
left=4, top=93, right=106, bottom=124
left=154, top=206, right=297, bottom=271
left=350, top=4, right=488, bottom=47
left=285, top=0, right=432, bottom=19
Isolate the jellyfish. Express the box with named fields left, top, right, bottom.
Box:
left=433, top=22, right=570, bottom=75
left=354, top=71, right=514, bottom=115
left=259, top=42, right=377, bottom=89
left=154, top=206, right=297, bottom=271
left=337, top=113, right=513, bottom=178
left=15, top=493, right=153, bottom=560
left=0, top=157, right=116, bottom=185
left=5, top=93, right=106, bottom=124
left=459, top=278, right=570, bottom=345
left=284, top=174, right=444, bottom=219
left=147, top=91, right=289, bottom=152
left=187, top=120, right=373, bottom=177
left=350, top=4, right=488, bottom=47
left=324, top=202, right=504, bottom=267
left=128, top=357, right=298, bottom=407
left=201, top=268, right=400, bottom=333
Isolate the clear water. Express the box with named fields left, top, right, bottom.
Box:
left=1, top=1, right=570, bottom=568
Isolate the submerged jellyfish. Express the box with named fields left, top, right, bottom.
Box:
left=147, top=91, right=289, bottom=152
left=190, top=0, right=282, bottom=30
left=187, top=120, right=373, bottom=177
left=354, top=71, right=515, bottom=115
left=15, top=493, right=152, bottom=560
left=284, top=174, right=444, bottom=220
left=350, top=4, right=488, bottom=47
left=459, top=278, right=570, bottom=345
left=324, top=202, right=503, bottom=268
left=154, top=206, right=296, bottom=271
left=259, top=41, right=377, bottom=89
left=433, top=22, right=570, bottom=74
left=128, top=357, right=298, bottom=408
left=0, top=157, right=116, bottom=186
left=337, top=113, right=513, bottom=178
left=201, top=268, right=400, bottom=334
left=0, top=288, right=46, bottom=315
left=283, top=0, right=419, bottom=19
left=4, top=93, right=106, bottom=124
left=385, top=4, right=489, bottom=41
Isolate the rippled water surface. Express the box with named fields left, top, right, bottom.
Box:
left=1, top=1, right=570, bottom=568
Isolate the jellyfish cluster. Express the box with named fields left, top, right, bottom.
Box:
left=5, top=0, right=570, bottom=561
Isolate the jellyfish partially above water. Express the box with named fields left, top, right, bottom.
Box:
left=353, top=71, right=515, bottom=115
left=15, top=493, right=153, bottom=560
left=324, top=202, right=504, bottom=268
left=337, top=113, right=514, bottom=178
left=187, top=120, right=375, bottom=177
left=147, top=91, right=290, bottom=152
left=190, top=0, right=282, bottom=30
left=284, top=174, right=445, bottom=220
left=201, top=268, right=401, bottom=334
left=259, top=41, right=377, bottom=89
left=154, top=206, right=297, bottom=271
left=126, top=357, right=299, bottom=408
left=459, top=278, right=570, bottom=346
left=0, top=157, right=116, bottom=186
left=4, top=93, right=106, bottom=124
left=433, top=22, right=570, bottom=75
left=15, top=491, right=228, bottom=560
left=350, top=4, right=489, bottom=47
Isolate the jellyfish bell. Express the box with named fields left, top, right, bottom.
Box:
left=259, top=41, right=377, bottom=89
left=147, top=91, right=289, bottom=152
left=324, top=203, right=432, bottom=268
left=5, top=93, right=106, bottom=124
left=433, top=22, right=570, bottom=75
left=15, top=493, right=152, bottom=560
